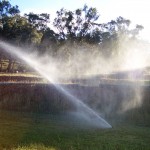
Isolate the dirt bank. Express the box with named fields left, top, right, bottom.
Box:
left=0, top=83, right=150, bottom=125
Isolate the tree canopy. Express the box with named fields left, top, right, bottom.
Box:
left=0, top=0, right=145, bottom=72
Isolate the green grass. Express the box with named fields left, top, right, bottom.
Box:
left=0, top=111, right=150, bottom=150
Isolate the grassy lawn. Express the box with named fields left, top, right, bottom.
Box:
left=0, top=111, right=150, bottom=150
left=0, top=71, right=150, bottom=150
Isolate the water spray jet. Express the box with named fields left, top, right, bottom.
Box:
left=0, top=40, right=112, bottom=128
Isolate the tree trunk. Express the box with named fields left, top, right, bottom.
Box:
left=7, top=59, right=13, bottom=72
left=11, top=60, right=16, bottom=73
left=0, top=59, right=2, bottom=72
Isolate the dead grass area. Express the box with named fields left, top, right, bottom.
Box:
left=0, top=73, right=46, bottom=83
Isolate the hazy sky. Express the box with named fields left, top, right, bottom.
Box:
left=11, top=0, right=150, bottom=41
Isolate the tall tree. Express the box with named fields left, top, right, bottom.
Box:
left=24, top=12, right=50, bottom=31
left=0, top=0, right=20, bottom=17
left=0, top=0, right=20, bottom=72
left=53, top=5, right=100, bottom=41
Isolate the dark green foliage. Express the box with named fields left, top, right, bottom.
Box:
left=24, top=12, right=50, bottom=31
left=0, top=0, right=20, bottom=17
left=0, top=1, right=144, bottom=47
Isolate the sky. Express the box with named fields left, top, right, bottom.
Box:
left=10, top=0, right=150, bottom=42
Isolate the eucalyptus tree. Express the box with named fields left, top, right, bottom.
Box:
left=0, top=0, right=19, bottom=17
left=0, top=0, right=20, bottom=37
left=53, top=5, right=100, bottom=41
left=24, top=12, right=50, bottom=31
left=0, top=0, right=20, bottom=72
